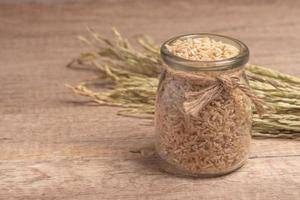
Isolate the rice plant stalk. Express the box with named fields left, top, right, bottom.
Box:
left=66, top=28, right=300, bottom=139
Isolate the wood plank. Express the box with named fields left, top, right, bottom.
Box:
left=0, top=0, right=300, bottom=199
left=0, top=107, right=299, bottom=199
left=1, top=107, right=299, bottom=160
left=0, top=155, right=299, bottom=200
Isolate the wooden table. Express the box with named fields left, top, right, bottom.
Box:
left=0, top=0, right=299, bottom=199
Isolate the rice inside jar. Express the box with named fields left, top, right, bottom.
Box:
left=155, top=34, right=254, bottom=177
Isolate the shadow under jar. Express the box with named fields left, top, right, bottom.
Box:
left=155, top=34, right=252, bottom=178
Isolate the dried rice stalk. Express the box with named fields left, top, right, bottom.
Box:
left=66, top=27, right=300, bottom=139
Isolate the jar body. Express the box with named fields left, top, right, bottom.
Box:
left=154, top=68, right=252, bottom=177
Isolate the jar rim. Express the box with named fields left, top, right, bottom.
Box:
left=160, top=33, right=249, bottom=72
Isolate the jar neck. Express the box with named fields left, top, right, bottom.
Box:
left=160, top=33, right=249, bottom=73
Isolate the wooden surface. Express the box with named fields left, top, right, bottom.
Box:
left=0, top=0, right=300, bottom=199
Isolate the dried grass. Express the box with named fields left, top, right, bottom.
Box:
left=66, top=28, right=300, bottom=139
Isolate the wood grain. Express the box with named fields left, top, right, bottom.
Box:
left=0, top=0, right=299, bottom=199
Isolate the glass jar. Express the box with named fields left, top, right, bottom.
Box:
left=155, top=34, right=252, bottom=177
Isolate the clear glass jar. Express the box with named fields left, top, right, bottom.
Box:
left=155, top=34, right=252, bottom=177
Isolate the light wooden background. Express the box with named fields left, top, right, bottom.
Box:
left=0, top=0, right=299, bottom=199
